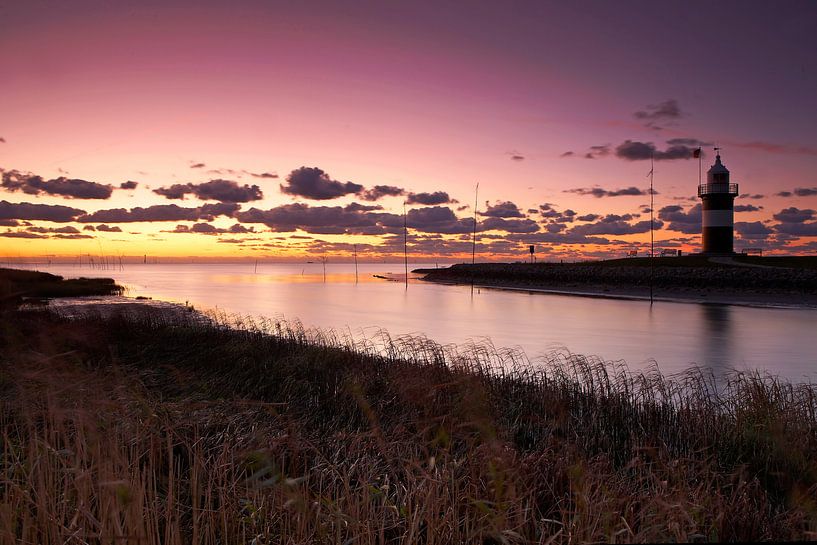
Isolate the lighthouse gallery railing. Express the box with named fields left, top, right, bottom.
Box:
left=698, top=183, right=739, bottom=197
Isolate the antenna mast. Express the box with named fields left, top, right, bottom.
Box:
left=649, top=154, right=654, bottom=305
left=471, top=182, right=479, bottom=297
left=403, top=203, right=408, bottom=290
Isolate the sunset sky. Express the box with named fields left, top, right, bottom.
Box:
left=2, top=0, right=817, bottom=261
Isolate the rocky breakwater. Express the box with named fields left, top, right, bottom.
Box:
left=415, top=258, right=817, bottom=305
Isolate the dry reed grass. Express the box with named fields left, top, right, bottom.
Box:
left=1, top=307, right=817, bottom=543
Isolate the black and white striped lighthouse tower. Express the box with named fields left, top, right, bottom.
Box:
left=698, top=149, right=738, bottom=254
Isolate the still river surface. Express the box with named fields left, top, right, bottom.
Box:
left=20, top=262, right=817, bottom=383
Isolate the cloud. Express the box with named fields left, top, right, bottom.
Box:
left=170, top=223, right=256, bottom=235
left=506, top=231, right=619, bottom=246
left=1, top=169, right=113, bottom=199
left=153, top=184, right=188, bottom=199
left=577, top=214, right=600, bottom=222
left=773, top=207, right=815, bottom=224
left=665, top=138, right=712, bottom=148
left=78, top=203, right=239, bottom=223
left=344, top=202, right=383, bottom=212
left=729, top=140, right=817, bottom=157
left=234, top=203, right=504, bottom=236
left=280, top=167, right=364, bottom=200
left=633, top=99, right=683, bottom=129
left=1, top=225, right=93, bottom=239
left=794, top=187, right=817, bottom=197
left=481, top=200, right=524, bottom=218
left=734, top=204, right=762, bottom=212
left=0, top=200, right=86, bottom=222
left=583, top=145, right=610, bottom=159
left=560, top=151, right=574, bottom=158
left=537, top=203, right=576, bottom=222
left=52, top=233, right=94, bottom=239
left=249, top=171, right=278, bottom=179
left=740, top=193, right=765, bottom=200
left=27, top=225, right=80, bottom=234
left=615, top=140, right=699, bottom=161
left=735, top=221, right=774, bottom=239
left=359, top=185, right=406, bottom=201
left=190, top=162, right=206, bottom=169
left=772, top=208, right=817, bottom=236
left=0, top=137, right=5, bottom=143
left=154, top=179, right=263, bottom=202
left=119, top=181, right=138, bottom=190
left=407, top=206, right=472, bottom=234
left=185, top=179, right=263, bottom=202
left=565, top=186, right=647, bottom=198
left=480, top=217, right=540, bottom=233
left=775, top=222, right=817, bottom=236
left=658, top=204, right=701, bottom=234
left=236, top=203, right=401, bottom=235
left=776, top=191, right=793, bottom=198
left=95, top=224, right=122, bottom=232
left=0, top=231, right=47, bottom=239
left=568, top=214, right=658, bottom=236
left=405, top=191, right=457, bottom=205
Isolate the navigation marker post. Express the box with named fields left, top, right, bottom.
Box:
left=354, top=244, right=358, bottom=284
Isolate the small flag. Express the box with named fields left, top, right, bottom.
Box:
left=693, top=147, right=701, bottom=158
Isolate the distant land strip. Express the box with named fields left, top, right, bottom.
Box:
left=415, top=256, right=817, bottom=308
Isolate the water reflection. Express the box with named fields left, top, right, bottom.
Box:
left=699, top=304, right=734, bottom=375
left=15, top=262, right=817, bottom=383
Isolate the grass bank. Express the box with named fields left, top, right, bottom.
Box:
left=2, top=304, right=817, bottom=543
left=0, top=267, right=123, bottom=308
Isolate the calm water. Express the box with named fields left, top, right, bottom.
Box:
left=17, top=262, right=817, bottom=382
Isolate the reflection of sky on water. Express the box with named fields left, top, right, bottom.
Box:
left=19, top=262, right=817, bottom=383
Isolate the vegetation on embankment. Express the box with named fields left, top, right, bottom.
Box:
left=2, top=304, right=817, bottom=543
left=415, top=256, right=817, bottom=297
left=0, top=267, right=123, bottom=307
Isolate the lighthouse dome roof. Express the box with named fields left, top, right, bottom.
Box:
left=708, top=154, right=729, bottom=175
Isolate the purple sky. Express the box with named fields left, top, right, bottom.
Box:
left=1, top=0, right=816, bottom=259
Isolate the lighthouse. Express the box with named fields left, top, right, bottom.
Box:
left=698, top=149, right=738, bottom=255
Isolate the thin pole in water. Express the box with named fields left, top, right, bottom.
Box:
left=649, top=154, right=655, bottom=305
left=403, top=203, right=408, bottom=290
left=471, top=182, right=479, bottom=297
left=354, top=244, right=358, bottom=283
left=254, top=259, right=258, bottom=274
